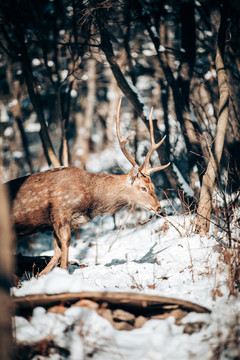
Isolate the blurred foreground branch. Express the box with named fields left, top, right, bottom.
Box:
left=0, top=183, right=14, bottom=360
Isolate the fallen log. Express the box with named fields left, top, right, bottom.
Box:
left=13, top=291, right=210, bottom=315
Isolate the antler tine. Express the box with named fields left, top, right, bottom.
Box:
left=139, top=107, right=170, bottom=175
left=116, top=97, right=137, bottom=167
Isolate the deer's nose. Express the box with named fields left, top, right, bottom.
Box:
left=156, top=205, right=162, bottom=214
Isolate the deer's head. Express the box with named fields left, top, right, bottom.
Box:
left=116, top=98, right=170, bottom=214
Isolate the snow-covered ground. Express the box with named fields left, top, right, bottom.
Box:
left=13, top=210, right=240, bottom=360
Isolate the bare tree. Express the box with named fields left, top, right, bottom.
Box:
left=0, top=3, right=60, bottom=168
left=196, top=0, right=230, bottom=233
left=81, top=58, right=97, bottom=168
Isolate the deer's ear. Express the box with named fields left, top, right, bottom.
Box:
left=128, top=165, right=139, bottom=184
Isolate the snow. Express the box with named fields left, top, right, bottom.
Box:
left=4, top=127, right=14, bottom=137
left=8, top=98, right=19, bottom=107
left=25, top=122, right=41, bottom=133
left=70, top=89, right=78, bottom=98
left=205, top=71, right=214, bottom=80
left=32, top=58, right=41, bottom=66
left=0, top=104, right=9, bottom=122
left=61, top=69, right=68, bottom=80
left=159, top=45, right=166, bottom=52
left=47, top=60, right=54, bottom=67
left=142, top=49, right=156, bottom=57
left=12, top=211, right=240, bottom=359
left=150, top=26, right=159, bottom=39
left=172, top=164, right=194, bottom=197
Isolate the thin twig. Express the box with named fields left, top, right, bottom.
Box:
left=155, top=213, right=183, bottom=238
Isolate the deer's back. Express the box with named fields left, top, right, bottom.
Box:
left=8, top=167, right=94, bottom=236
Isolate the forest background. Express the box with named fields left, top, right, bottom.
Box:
left=0, top=1, right=240, bottom=358
left=0, top=0, right=240, bottom=234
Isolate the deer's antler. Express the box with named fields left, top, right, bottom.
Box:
left=139, top=107, right=170, bottom=175
left=116, top=99, right=170, bottom=175
left=116, top=97, right=138, bottom=168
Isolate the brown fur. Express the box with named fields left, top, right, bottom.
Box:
left=7, top=166, right=161, bottom=275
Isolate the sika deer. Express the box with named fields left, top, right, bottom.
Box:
left=7, top=99, right=170, bottom=276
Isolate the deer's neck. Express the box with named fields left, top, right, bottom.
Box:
left=90, top=173, right=129, bottom=216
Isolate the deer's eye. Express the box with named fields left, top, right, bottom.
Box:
left=141, top=186, right=147, bottom=192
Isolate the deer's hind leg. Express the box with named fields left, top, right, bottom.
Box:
left=53, top=221, right=71, bottom=271
left=38, top=232, right=61, bottom=276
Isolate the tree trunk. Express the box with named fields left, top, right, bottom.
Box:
left=17, top=31, right=61, bottom=168
left=11, top=80, right=33, bottom=173
left=106, top=74, right=121, bottom=145
left=75, top=58, right=96, bottom=169
left=195, top=0, right=230, bottom=233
